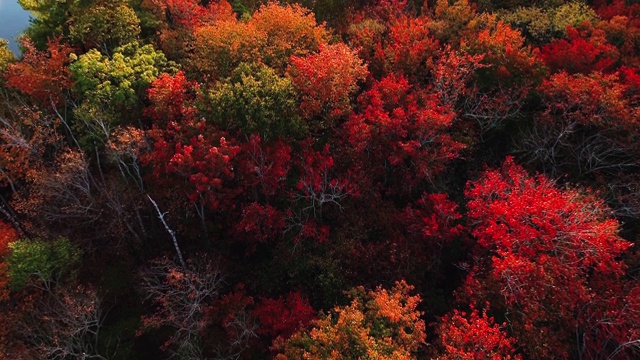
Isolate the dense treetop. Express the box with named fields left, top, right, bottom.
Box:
left=0, top=1, right=639, bottom=359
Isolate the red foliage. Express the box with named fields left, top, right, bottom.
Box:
left=234, top=202, right=285, bottom=245
left=197, top=284, right=258, bottom=358
left=285, top=140, right=353, bottom=244
left=344, top=73, right=464, bottom=192
left=578, top=280, right=640, bottom=360
left=384, top=192, right=464, bottom=275
left=288, top=43, right=368, bottom=122
left=538, top=71, right=635, bottom=130
left=146, top=120, right=240, bottom=211
left=438, top=304, right=521, bottom=360
left=252, top=292, right=315, bottom=340
left=374, top=16, right=439, bottom=81
left=402, top=193, right=462, bottom=243
left=145, top=71, right=199, bottom=126
left=236, top=134, right=292, bottom=199
left=541, top=24, right=620, bottom=74
left=429, top=46, right=486, bottom=108
left=4, top=38, right=73, bottom=106
left=295, top=141, right=354, bottom=207
left=144, top=0, right=235, bottom=30
left=463, top=157, right=632, bottom=358
left=0, top=221, right=18, bottom=301
left=619, top=66, right=640, bottom=96
left=595, top=0, right=640, bottom=21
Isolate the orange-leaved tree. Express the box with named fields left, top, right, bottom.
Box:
left=274, top=280, right=425, bottom=359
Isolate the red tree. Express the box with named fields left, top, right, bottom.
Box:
left=145, top=71, right=199, bottom=126
left=462, top=157, right=633, bottom=359
left=4, top=38, right=73, bottom=106
left=344, top=73, right=464, bottom=193
left=438, top=304, right=521, bottom=360
left=252, top=292, right=315, bottom=341
left=145, top=120, right=240, bottom=212
left=541, top=24, right=619, bottom=74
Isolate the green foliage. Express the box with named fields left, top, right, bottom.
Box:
left=71, top=42, right=178, bottom=111
left=69, top=42, right=178, bottom=149
left=0, top=39, right=15, bottom=74
left=499, top=1, right=600, bottom=43
left=428, top=0, right=476, bottom=43
left=19, top=0, right=81, bottom=49
left=498, top=6, right=555, bottom=43
left=552, top=1, right=599, bottom=34
left=7, top=237, right=81, bottom=290
left=69, top=1, right=141, bottom=51
left=201, top=63, right=304, bottom=140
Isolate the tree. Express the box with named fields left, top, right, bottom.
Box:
left=191, top=2, right=330, bottom=78
left=4, top=38, right=73, bottom=107
left=0, top=221, right=18, bottom=301
left=141, top=0, right=236, bottom=62
left=249, top=2, right=330, bottom=73
left=145, top=119, right=240, bottom=212
left=461, top=18, right=543, bottom=87
left=69, top=1, right=142, bottom=51
left=0, top=39, right=15, bottom=74
left=200, top=63, right=304, bottom=140
left=288, top=43, right=368, bottom=129
left=139, top=257, right=223, bottom=358
left=70, top=42, right=178, bottom=116
left=16, top=285, right=106, bottom=360
left=252, top=292, right=315, bottom=341
left=437, top=304, right=521, bottom=360
left=18, top=0, right=80, bottom=49
left=374, top=15, right=439, bottom=82
left=541, top=23, right=619, bottom=74
left=142, top=0, right=235, bottom=30
left=145, top=70, right=199, bottom=127
left=519, top=70, right=638, bottom=177
left=274, top=280, right=426, bottom=360
left=7, top=237, right=81, bottom=290
left=69, top=41, right=178, bottom=148
left=139, top=257, right=257, bottom=360
left=462, top=157, right=632, bottom=359
left=344, top=73, right=464, bottom=193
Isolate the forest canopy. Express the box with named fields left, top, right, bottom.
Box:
left=0, top=1, right=639, bottom=359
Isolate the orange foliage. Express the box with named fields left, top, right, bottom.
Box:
left=251, top=2, right=330, bottom=71
left=193, top=19, right=264, bottom=79
left=192, top=2, right=330, bottom=78
left=4, top=38, right=73, bottom=106
left=143, top=0, right=236, bottom=61
left=462, top=20, right=542, bottom=84
left=539, top=71, right=636, bottom=130
left=375, top=16, right=439, bottom=81
left=275, top=280, right=425, bottom=359
left=288, top=43, right=368, bottom=124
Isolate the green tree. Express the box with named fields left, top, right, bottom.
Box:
left=201, top=63, right=304, bottom=140
left=8, top=237, right=81, bottom=290
left=69, top=41, right=178, bottom=148
left=0, top=39, right=15, bottom=74
left=18, top=0, right=81, bottom=49
left=69, top=1, right=141, bottom=51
